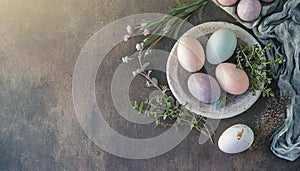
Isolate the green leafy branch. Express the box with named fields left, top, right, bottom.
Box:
left=130, top=50, right=214, bottom=142
left=122, top=0, right=213, bottom=141
left=133, top=93, right=213, bottom=142
left=132, top=50, right=167, bottom=96
left=236, top=43, right=285, bottom=97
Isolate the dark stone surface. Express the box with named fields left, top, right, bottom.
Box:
left=0, top=0, right=299, bottom=170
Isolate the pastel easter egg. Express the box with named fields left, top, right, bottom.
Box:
left=215, top=63, right=249, bottom=95
left=188, top=73, right=221, bottom=103
left=177, top=36, right=205, bottom=72
left=206, top=29, right=237, bottom=65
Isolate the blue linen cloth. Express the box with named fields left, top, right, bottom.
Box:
left=253, top=0, right=300, bottom=161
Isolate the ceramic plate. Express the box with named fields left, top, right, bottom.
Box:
left=166, top=22, right=262, bottom=119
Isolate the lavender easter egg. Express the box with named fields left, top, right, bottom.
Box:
left=237, top=0, right=262, bottom=22
left=188, top=73, right=221, bottom=103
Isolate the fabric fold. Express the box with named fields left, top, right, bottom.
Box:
left=253, top=0, right=300, bottom=161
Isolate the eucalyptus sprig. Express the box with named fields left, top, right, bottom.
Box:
left=236, top=43, right=285, bottom=97
left=128, top=49, right=213, bottom=142
left=133, top=93, right=213, bottom=142
left=121, top=0, right=212, bottom=141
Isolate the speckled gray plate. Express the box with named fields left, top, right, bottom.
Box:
left=166, top=22, right=262, bottom=119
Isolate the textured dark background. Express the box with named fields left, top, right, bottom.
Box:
left=0, top=0, right=299, bottom=170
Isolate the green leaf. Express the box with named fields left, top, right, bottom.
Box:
left=164, top=17, right=178, bottom=36
left=173, top=17, right=188, bottom=39
left=142, top=62, right=150, bottom=70
left=154, top=119, right=160, bottom=128
left=190, top=124, right=194, bottom=130
left=147, top=35, right=164, bottom=51
left=153, top=112, right=157, bottom=117
left=266, top=43, right=273, bottom=49
left=169, top=96, right=175, bottom=103
left=163, top=113, right=168, bottom=120
left=139, top=101, right=144, bottom=113
left=152, top=77, right=158, bottom=85
left=145, top=80, right=152, bottom=87
left=166, top=102, right=172, bottom=108
left=133, top=101, right=139, bottom=109
left=176, top=100, right=180, bottom=107
left=185, top=4, right=201, bottom=13
left=161, top=85, right=169, bottom=90
left=267, top=78, right=272, bottom=84
left=198, top=2, right=206, bottom=18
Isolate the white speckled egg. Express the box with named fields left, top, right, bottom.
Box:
left=217, top=0, right=238, bottom=6
left=215, top=63, right=249, bottom=95
left=177, top=36, right=205, bottom=72
left=218, top=124, right=254, bottom=154
left=206, top=29, right=237, bottom=65
left=187, top=73, right=221, bottom=104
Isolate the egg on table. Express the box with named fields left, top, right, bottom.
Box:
left=218, top=124, right=254, bottom=154
left=215, top=63, right=249, bottom=95
left=206, top=29, right=237, bottom=65
left=187, top=73, right=221, bottom=104
left=177, top=36, right=205, bottom=72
